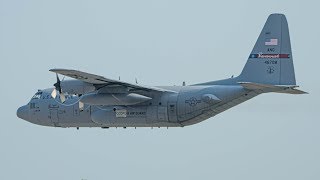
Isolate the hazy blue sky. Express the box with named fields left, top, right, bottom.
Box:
left=0, top=0, right=319, bottom=180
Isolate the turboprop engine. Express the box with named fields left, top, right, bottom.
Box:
left=80, top=93, right=152, bottom=106
left=51, top=74, right=97, bottom=103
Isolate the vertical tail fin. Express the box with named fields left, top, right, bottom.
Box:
left=239, top=14, right=296, bottom=85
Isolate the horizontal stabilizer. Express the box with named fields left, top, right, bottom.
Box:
left=238, top=82, right=308, bottom=94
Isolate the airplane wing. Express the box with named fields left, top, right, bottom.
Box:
left=50, top=69, right=173, bottom=92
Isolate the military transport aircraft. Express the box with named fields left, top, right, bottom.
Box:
left=17, top=14, right=306, bottom=129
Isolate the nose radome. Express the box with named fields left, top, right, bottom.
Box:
left=17, top=105, right=29, bottom=120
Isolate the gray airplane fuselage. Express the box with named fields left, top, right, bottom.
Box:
left=17, top=85, right=254, bottom=128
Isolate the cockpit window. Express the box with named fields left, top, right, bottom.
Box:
left=32, top=92, right=42, bottom=99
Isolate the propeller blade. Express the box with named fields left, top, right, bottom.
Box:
left=53, top=73, right=62, bottom=93
left=60, top=93, right=66, bottom=103
left=79, top=101, right=84, bottom=111
left=51, top=89, right=57, bottom=99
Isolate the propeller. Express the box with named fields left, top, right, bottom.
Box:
left=51, top=74, right=66, bottom=103
left=54, top=73, right=62, bottom=93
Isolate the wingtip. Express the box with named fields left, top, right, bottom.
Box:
left=49, top=68, right=60, bottom=72
left=49, top=68, right=70, bottom=73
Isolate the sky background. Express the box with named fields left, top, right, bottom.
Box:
left=0, top=0, right=319, bottom=179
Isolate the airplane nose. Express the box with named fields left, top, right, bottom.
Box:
left=17, top=105, right=29, bottom=120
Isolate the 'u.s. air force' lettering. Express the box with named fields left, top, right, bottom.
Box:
left=115, top=109, right=147, bottom=118
left=249, top=54, right=290, bottom=58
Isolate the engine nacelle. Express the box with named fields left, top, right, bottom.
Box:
left=60, top=80, right=96, bottom=95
